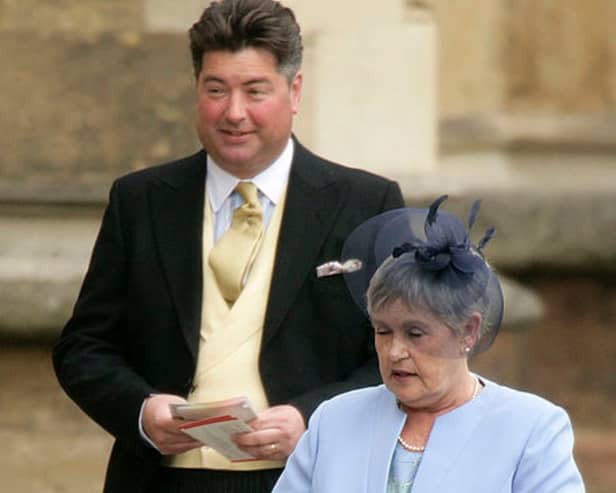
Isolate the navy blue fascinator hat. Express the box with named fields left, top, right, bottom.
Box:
left=340, top=195, right=503, bottom=355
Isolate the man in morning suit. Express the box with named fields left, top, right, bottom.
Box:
left=53, top=1, right=404, bottom=492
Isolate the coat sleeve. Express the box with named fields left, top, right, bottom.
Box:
left=512, top=405, right=585, bottom=492
left=273, top=402, right=323, bottom=492
left=52, top=180, right=157, bottom=457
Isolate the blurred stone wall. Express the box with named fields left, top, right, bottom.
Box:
left=434, top=0, right=616, bottom=115
left=504, top=0, right=616, bottom=114
left=1, top=0, right=615, bottom=332
left=0, top=0, right=196, bottom=202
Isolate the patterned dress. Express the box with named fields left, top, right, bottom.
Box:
left=386, top=442, right=423, bottom=493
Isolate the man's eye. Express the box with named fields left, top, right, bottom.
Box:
left=248, top=88, right=267, bottom=97
left=206, top=87, right=225, bottom=96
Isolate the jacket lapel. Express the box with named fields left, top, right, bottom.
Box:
left=412, top=380, right=490, bottom=491
left=262, top=142, right=348, bottom=346
left=148, top=151, right=206, bottom=362
left=367, top=389, right=407, bottom=492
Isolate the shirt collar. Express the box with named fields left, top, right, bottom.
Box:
left=206, top=138, right=294, bottom=213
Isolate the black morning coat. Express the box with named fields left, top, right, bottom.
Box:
left=53, top=139, right=404, bottom=493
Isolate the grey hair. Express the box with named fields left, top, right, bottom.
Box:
left=366, top=253, right=493, bottom=347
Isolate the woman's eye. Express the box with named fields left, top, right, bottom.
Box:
left=373, top=327, right=390, bottom=336
left=406, top=329, right=423, bottom=338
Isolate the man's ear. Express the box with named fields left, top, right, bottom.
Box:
left=290, top=70, right=303, bottom=115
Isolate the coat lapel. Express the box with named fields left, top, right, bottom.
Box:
left=262, top=142, right=349, bottom=346
left=366, top=389, right=407, bottom=492
left=148, top=151, right=206, bottom=362
left=412, top=380, right=491, bottom=491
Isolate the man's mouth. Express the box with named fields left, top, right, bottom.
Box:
left=220, top=129, right=252, bottom=137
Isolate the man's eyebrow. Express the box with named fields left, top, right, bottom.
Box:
left=243, top=78, right=273, bottom=86
left=203, top=76, right=225, bottom=84
left=201, top=76, right=273, bottom=86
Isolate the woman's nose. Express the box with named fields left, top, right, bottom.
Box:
left=389, top=335, right=409, bottom=361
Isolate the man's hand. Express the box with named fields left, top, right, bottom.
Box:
left=232, top=404, right=305, bottom=461
left=142, top=394, right=202, bottom=455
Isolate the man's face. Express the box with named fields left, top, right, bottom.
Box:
left=195, top=48, right=302, bottom=178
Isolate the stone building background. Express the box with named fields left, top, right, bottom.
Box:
left=1, top=1, right=615, bottom=491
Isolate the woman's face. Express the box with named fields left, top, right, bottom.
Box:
left=371, top=298, right=471, bottom=412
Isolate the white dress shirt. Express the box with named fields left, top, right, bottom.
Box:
left=206, top=138, right=294, bottom=241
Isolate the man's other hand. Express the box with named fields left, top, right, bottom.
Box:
left=142, top=394, right=202, bottom=455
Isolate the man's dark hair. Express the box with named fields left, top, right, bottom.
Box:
left=189, top=0, right=303, bottom=81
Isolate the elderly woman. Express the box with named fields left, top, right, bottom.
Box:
left=273, top=196, right=584, bottom=492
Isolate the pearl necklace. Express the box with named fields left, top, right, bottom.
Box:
left=397, top=377, right=481, bottom=453
left=397, top=434, right=426, bottom=452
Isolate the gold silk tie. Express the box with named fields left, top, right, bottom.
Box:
left=209, top=182, right=264, bottom=303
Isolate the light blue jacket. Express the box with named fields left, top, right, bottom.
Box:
left=274, top=378, right=585, bottom=492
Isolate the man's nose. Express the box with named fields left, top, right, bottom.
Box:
left=225, top=93, right=247, bottom=122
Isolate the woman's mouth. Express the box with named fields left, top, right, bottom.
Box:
left=391, top=369, right=417, bottom=381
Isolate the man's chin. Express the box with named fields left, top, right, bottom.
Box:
left=215, top=152, right=270, bottom=177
